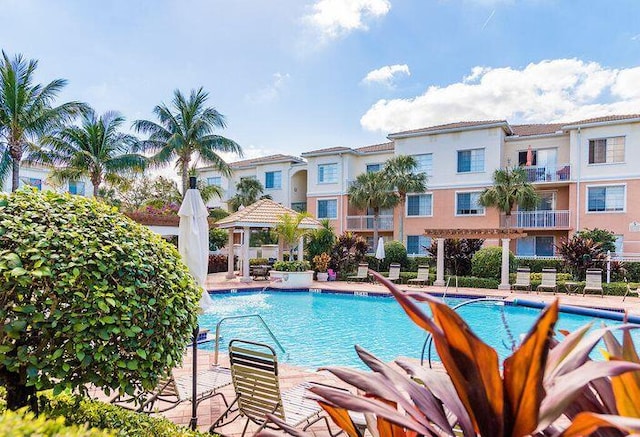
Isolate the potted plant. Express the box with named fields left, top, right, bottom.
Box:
left=269, top=260, right=314, bottom=288
left=313, top=253, right=331, bottom=282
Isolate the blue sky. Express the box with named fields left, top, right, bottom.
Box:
left=1, top=0, right=640, bottom=167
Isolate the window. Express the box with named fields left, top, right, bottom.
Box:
left=587, top=185, right=625, bottom=212
left=318, top=163, right=338, bottom=183
left=517, top=236, right=554, bottom=257
left=457, top=148, right=484, bottom=173
left=406, top=194, right=432, bottom=216
left=589, top=137, right=624, bottom=164
left=19, top=177, right=42, bottom=190
left=207, top=176, right=222, bottom=187
left=317, top=199, right=337, bottom=219
left=68, top=180, right=85, bottom=196
left=265, top=171, right=282, bottom=189
left=413, top=154, right=433, bottom=176
left=518, top=150, right=537, bottom=166
left=407, top=235, right=431, bottom=255
left=456, top=192, right=484, bottom=215
left=366, top=163, right=381, bottom=173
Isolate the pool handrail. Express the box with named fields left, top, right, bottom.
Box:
left=213, top=314, right=286, bottom=365
left=420, top=297, right=509, bottom=368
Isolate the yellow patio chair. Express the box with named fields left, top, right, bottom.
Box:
left=583, top=268, right=604, bottom=297
left=347, top=263, right=370, bottom=282
left=623, top=277, right=638, bottom=302
left=536, top=268, right=557, bottom=294
left=407, top=265, right=430, bottom=287
left=512, top=267, right=532, bottom=292
left=209, top=340, right=341, bottom=437
left=388, top=263, right=402, bottom=283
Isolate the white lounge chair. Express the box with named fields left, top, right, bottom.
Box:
left=388, top=263, right=402, bottom=283
left=583, top=268, right=604, bottom=297
left=536, top=268, right=557, bottom=294
left=512, top=267, right=531, bottom=292
left=407, top=265, right=429, bottom=287
left=347, top=263, right=370, bottom=282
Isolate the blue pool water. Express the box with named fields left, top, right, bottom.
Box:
left=198, top=291, right=632, bottom=370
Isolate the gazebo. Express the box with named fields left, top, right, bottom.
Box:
left=423, top=228, right=528, bottom=290
left=215, top=199, right=322, bottom=282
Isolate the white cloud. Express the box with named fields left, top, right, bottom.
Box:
left=304, top=0, right=391, bottom=41
left=360, top=59, right=640, bottom=133
left=362, top=64, right=410, bottom=87
left=245, top=73, right=290, bottom=103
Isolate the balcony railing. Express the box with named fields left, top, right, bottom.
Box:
left=291, top=202, right=307, bottom=213
left=520, top=164, right=571, bottom=183
left=346, top=215, right=394, bottom=231
left=502, top=210, right=570, bottom=229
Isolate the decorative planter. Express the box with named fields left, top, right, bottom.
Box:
left=316, top=272, right=329, bottom=282
left=269, top=270, right=314, bottom=289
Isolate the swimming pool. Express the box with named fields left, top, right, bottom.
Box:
left=198, top=290, right=634, bottom=370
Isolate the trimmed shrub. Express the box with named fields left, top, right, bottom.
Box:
left=0, top=189, right=201, bottom=411
left=0, top=408, right=112, bottom=437
left=379, top=241, right=408, bottom=271
left=515, top=258, right=566, bottom=273
left=471, top=247, right=515, bottom=279
left=272, top=260, right=311, bottom=272
left=249, top=258, right=269, bottom=266
left=39, top=392, right=206, bottom=436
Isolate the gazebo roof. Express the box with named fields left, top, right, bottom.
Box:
left=215, top=198, right=322, bottom=229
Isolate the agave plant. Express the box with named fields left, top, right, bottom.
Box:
left=264, top=271, right=640, bottom=437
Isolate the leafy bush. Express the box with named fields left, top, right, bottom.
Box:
left=331, top=232, right=368, bottom=273
left=312, top=253, right=331, bottom=272
left=0, top=189, right=200, bottom=411
left=379, top=241, right=408, bottom=271
left=272, top=260, right=311, bottom=272
left=0, top=408, right=112, bottom=437
left=406, top=256, right=434, bottom=272
left=249, top=258, right=269, bottom=266
left=39, top=392, right=206, bottom=437
left=576, top=227, right=617, bottom=253
left=471, top=247, right=515, bottom=279
left=306, top=219, right=336, bottom=261
left=207, top=254, right=228, bottom=273
left=623, top=262, right=640, bottom=282
left=428, top=238, right=484, bottom=276
left=515, top=257, right=566, bottom=273
left=209, top=227, right=228, bottom=251
left=208, top=207, right=230, bottom=221
left=557, top=234, right=607, bottom=280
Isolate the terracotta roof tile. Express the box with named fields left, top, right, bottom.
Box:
left=562, top=114, right=640, bottom=127
left=389, top=120, right=508, bottom=137
left=355, top=142, right=394, bottom=153
left=510, top=123, right=565, bottom=137
left=215, top=198, right=322, bottom=229
left=301, top=146, right=352, bottom=156
left=229, top=154, right=303, bottom=168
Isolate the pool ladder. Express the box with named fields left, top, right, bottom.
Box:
left=441, top=275, right=459, bottom=300
left=213, top=314, right=286, bottom=365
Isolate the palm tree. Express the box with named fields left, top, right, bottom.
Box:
left=274, top=212, right=313, bottom=260
left=478, top=166, right=539, bottom=230
left=133, top=88, right=242, bottom=195
left=0, top=51, right=85, bottom=191
left=26, top=109, right=145, bottom=197
left=382, top=155, right=428, bottom=243
left=348, top=171, right=399, bottom=252
left=227, top=178, right=270, bottom=211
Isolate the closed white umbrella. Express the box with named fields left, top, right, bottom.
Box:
left=178, top=183, right=215, bottom=312
left=375, top=237, right=385, bottom=260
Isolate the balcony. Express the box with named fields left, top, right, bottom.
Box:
left=502, top=210, right=571, bottom=229
left=520, top=164, right=571, bottom=183
left=346, top=215, right=394, bottom=231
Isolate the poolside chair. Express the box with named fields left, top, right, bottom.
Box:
left=209, top=340, right=341, bottom=437
left=536, top=268, right=558, bottom=294
left=111, top=366, right=232, bottom=413
left=327, top=268, right=337, bottom=281
left=512, top=267, right=532, bottom=292
left=583, top=268, right=604, bottom=297
left=407, top=265, right=430, bottom=287
left=347, top=263, right=370, bottom=282
left=388, top=263, right=402, bottom=283
left=623, top=278, right=638, bottom=302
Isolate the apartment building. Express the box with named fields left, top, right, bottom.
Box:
left=1, top=163, right=93, bottom=196
left=199, top=114, right=640, bottom=257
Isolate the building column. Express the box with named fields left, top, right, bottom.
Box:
left=225, top=229, right=235, bottom=279
left=499, top=238, right=511, bottom=290
left=240, top=227, right=252, bottom=283
left=434, top=238, right=445, bottom=286
left=297, top=236, right=304, bottom=261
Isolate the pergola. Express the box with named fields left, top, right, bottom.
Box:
left=423, top=228, right=528, bottom=290
left=216, top=199, right=322, bottom=282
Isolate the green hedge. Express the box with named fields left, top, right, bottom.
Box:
left=472, top=247, right=515, bottom=279
left=406, top=257, right=435, bottom=272
left=515, top=258, right=566, bottom=273
left=38, top=392, right=207, bottom=437
left=0, top=408, right=112, bottom=437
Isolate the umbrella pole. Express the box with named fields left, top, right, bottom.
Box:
left=190, top=324, right=199, bottom=430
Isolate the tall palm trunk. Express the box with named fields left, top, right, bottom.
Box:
left=180, top=157, right=190, bottom=197
left=373, top=208, right=380, bottom=251
left=9, top=141, right=21, bottom=192
left=398, top=196, right=406, bottom=243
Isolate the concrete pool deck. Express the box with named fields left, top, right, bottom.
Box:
left=205, top=271, right=640, bottom=318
